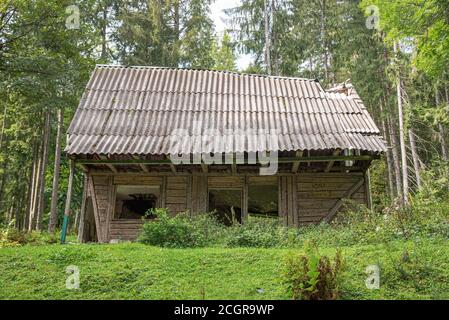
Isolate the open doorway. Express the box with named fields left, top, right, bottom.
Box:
left=114, top=185, right=160, bottom=219
left=208, top=189, right=242, bottom=225
left=80, top=196, right=97, bottom=242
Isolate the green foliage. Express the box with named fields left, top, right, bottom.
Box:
left=282, top=243, right=343, bottom=300
left=361, top=0, right=449, bottom=78
left=138, top=209, right=223, bottom=248
left=1, top=220, right=59, bottom=247
left=139, top=210, right=302, bottom=248
left=212, top=32, right=237, bottom=71
left=224, top=217, right=297, bottom=248
left=1, top=239, right=449, bottom=299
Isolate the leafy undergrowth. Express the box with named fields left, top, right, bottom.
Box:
left=1, top=239, right=449, bottom=300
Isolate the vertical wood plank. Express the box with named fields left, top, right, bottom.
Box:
left=88, top=175, right=103, bottom=242
left=105, top=176, right=114, bottom=243
left=77, top=173, right=88, bottom=243
left=186, top=175, right=192, bottom=215
left=161, top=176, right=167, bottom=208
left=242, top=175, right=248, bottom=222
left=291, top=175, right=298, bottom=227
left=365, top=170, right=372, bottom=210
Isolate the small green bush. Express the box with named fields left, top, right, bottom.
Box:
left=225, top=217, right=298, bottom=248
left=283, top=242, right=343, bottom=300
left=138, top=208, right=223, bottom=248
left=1, top=220, right=59, bottom=247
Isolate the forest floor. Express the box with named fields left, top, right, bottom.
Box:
left=1, top=239, right=449, bottom=300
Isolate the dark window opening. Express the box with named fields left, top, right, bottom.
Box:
left=115, top=185, right=160, bottom=219
left=248, top=185, right=278, bottom=219
left=208, top=189, right=242, bottom=225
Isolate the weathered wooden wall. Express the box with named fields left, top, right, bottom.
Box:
left=165, top=176, right=189, bottom=214
left=83, top=172, right=369, bottom=243
left=296, top=173, right=368, bottom=224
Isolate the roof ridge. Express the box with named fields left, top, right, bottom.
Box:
left=95, top=64, right=319, bottom=83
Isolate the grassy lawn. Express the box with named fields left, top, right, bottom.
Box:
left=1, top=239, right=449, bottom=300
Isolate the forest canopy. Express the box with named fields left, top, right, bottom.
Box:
left=0, top=0, right=448, bottom=233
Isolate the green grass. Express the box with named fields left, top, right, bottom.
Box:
left=1, top=239, right=449, bottom=300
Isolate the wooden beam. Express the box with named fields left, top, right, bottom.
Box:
left=99, top=155, right=118, bottom=173
left=291, top=150, right=304, bottom=173
left=106, top=164, right=118, bottom=173
left=77, top=163, right=89, bottom=172
left=76, top=154, right=378, bottom=165
left=169, top=163, right=177, bottom=173
left=231, top=163, right=237, bottom=175
left=322, top=178, right=364, bottom=223
left=201, top=164, right=208, bottom=173
left=132, top=156, right=149, bottom=173
left=325, top=150, right=341, bottom=172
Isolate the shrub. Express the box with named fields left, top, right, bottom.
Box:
left=138, top=209, right=224, bottom=248
left=1, top=220, right=59, bottom=247
left=225, top=217, right=298, bottom=248
left=282, top=242, right=343, bottom=300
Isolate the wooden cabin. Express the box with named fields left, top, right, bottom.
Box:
left=65, top=65, right=386, bottom=243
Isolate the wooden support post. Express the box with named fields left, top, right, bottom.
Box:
left=232, top=163, right=237, bottom=175
left=242, top=175, right=248, bottom=222
left=169, top=163, right=177, bottom=173
left=77, top=173, right=88, bottom=243
left=325, top=150, right=341, bottom=172
left=291, top=150, right=303, bottom=173
left=161, top=176, right=167, bottom=208
left=201, top=164, right=208, bottom=173
left=365, top=169, right=372, bottom=210
left=61, top=160, right=75, bottom=243
left=88, top=175, right=103, bottom=242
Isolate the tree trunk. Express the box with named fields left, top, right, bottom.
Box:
left=264, top=0, right=271, bottom=75
left=28, top=141, right=41, bottom=231
left=173, top=0, right=180, bottom=65
left=439, top=124, right=448, bottom=161
left=380, top=97, right=395, bottom=200
left=0, top=98, right=8, bottom=213
left=394, top=42, right=409, bottom=205
left=36, top=111, right=51, bottom=231
left=408, top=129, right=421, bottom=189
left=0, top=94, right=7, bottom=151
left=436, top=87, right=448, bottom=160
left=48, top=108, right=63, bottom=233
left=16, top=169, right=27, bottom=230
left=320, top=0, right=329, bottom=83
left=0, top=159, right=7, bottom=214
left=388, top=113, right=402, bottom=199
left=100, top=4, right=108, bottom=60
left=25, top=144, right=38, bottom=231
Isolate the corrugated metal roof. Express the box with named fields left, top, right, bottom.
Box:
left=66, top=65, right=386, bottom=155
